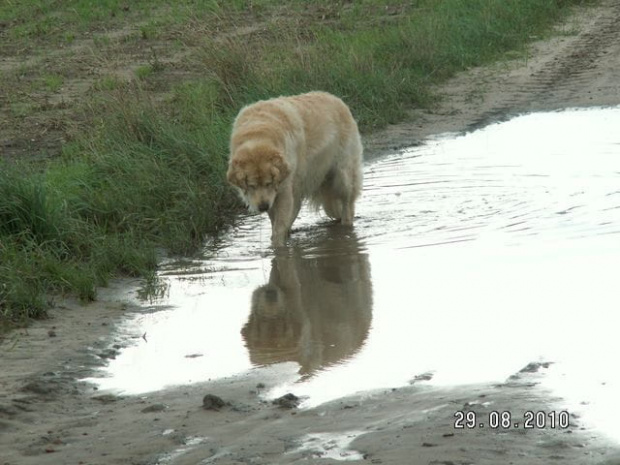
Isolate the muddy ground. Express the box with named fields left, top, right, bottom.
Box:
left=2, top=1, right=620, bottom=464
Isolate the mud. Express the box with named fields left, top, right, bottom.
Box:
left=2, top=2, right=620, bottom=464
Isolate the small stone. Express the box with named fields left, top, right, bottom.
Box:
left=141, top=403, right=167, bottom=413
left=93, top=394, right=120, bottom=404
left=202, top=394, right=226, bottom=411
left=272, top=393, right=301, bottom=409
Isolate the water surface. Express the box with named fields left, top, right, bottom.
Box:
left=92, top=106, right=620, bottom=442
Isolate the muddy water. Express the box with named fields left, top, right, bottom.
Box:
left=92, top=107, right=620, bottom=441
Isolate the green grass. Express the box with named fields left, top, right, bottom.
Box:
left=0, top=0, right=595, bottom=328
left=41, top=74, right=64, bottom=92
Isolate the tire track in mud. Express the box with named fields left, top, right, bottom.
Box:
left=532, top=2, right=620, bottom=102
left=366, top=0, right=620, bottom=154
left=468, top=0, right=620, bottom=130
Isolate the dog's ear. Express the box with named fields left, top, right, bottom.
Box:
left=227, top=160, right=245, bottom=188
left=270, top=152, right=290, bottom=182
left=226, top=164, right=237, bottom=186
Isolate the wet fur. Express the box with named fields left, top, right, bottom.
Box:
left=227, top=91, right=363, bottom=246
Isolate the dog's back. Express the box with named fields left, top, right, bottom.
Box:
left=290, top=93, right=363, bottom=220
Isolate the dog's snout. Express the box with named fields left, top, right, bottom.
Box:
left=258, top=201, right=270, bottom=212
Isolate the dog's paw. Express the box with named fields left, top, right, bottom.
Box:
left=271, top=234, right=286, bottom=248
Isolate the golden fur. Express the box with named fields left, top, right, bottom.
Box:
left=227, top=91, right=363, bottom=246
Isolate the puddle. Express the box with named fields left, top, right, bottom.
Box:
left=90, top=107, right=620, bottom=441
left=288, top=431, right=366, bottom=461
left=155, top=436, right=209, bottom=465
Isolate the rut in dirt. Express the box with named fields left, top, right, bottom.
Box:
left=465, top=0, right=620, bottom=130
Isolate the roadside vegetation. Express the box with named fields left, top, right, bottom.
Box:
left=0, top=0, right=594, bottom=327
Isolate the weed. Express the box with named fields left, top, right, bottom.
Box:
left=93, top=35, right=112, bottom=48
left=94, top=75, right=124, bottom=92
left=135, top=65, right=154, bottom=80
left=42, top=74, right=64, bottom=92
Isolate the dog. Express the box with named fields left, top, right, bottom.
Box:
left=227, top=91, right=363, bottom=246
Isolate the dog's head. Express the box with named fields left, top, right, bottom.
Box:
left=227, top=146, right=290, bottom=213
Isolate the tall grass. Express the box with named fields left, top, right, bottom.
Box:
left=80, top=88, right=237, bottom=253
left=0, top=0, right=594, bottom=326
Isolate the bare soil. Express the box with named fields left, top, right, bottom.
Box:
left=2, top=1, right=620, bottom=464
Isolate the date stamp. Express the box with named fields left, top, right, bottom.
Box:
left=454, top=410, right=570, bottom=430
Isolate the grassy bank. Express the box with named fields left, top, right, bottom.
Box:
left=0, top=0, right=593, bottom=326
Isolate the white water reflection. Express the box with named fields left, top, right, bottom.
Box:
left=91, top=106, right=620, bottom=442
left=269, top=235, right=619, bottom=407
left=289, top=431, right=366, bottom=461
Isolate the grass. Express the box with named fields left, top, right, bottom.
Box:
left=41, top=74, right=64, bottom=92
left=0, top=0, right=595, bottom=328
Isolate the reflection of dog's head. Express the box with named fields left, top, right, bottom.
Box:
left=242, top=247, right=373, bottom=375
left=241, top=284, right=301, bottom=365
left=252, top=284, right=284, bottom=319
left=227, top=145, right=290, bottom=213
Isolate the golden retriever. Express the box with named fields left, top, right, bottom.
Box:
left=227, top=91, right=363, bottom=246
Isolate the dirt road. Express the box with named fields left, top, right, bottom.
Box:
left=366, top=0, right=620, bottom=154
left=2, top=1, right=620, bottom=464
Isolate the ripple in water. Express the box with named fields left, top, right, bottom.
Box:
left=358, top=108, right=620, bottom=248
left=91, top=106, right=620, bottom=442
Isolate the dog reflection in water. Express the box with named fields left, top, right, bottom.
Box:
left=241, top=237, right=372, bottom=377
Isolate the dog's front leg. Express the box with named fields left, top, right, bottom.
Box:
left=269, top=186, right=295, bottom=247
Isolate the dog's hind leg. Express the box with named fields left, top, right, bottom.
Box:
left=340, top=195, right=354, bottom=226
left=337, top=177, right=355, bottom=226
left=342, top=167, right=362, bottom=225
left=319, top=185, right=343, bottom=221
left=341, top=137, right=363, bottom=226
left=320, top=158, right=362, bottom=226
